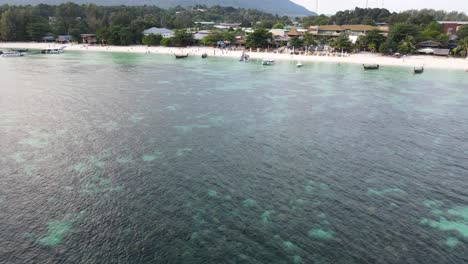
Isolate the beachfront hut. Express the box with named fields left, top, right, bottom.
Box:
left=433, top=49, right=450, bottom=56
left=216, top=41, right=226, bottom=48
left=42, top=35, right=55, bottom=42
left=142, top=27, right=175, bottom=38
left=273, top=36, right=290, bottom=47
left=416, top=48, right=450, bottom=56
left=80, top=34, right=97, bottom=44
left=57, top=35, right=72, bottom=43
left=234, top=39, right=246, bottom=47
left=287, top=27, right=303, bottom=37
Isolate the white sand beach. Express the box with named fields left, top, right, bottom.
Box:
left=1, top=42, right=467, bottom=70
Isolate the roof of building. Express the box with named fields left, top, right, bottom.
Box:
left=417, top=48, right=450, bottom=56
left=269, top=29, right=286, bottom=37
left=417, top=40, right=442, bottom=48
left=80, top=34, right=96, bottom=37
left=193, top=31, right=211, bottom=40
left=57, top=35, right=72, bottom=40
left=341, top=25, right=379, bottom=31
left=438, top=21, right=468, bottom=24
left=318, top=25, right=343, bottom=31
left=142, top=27, right=174, bottom=35
left=287, top=27, right=303, bottom=36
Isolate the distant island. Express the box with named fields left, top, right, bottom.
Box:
left=0, top=0, right=315, bottom=16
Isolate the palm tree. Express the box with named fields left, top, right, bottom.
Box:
left=453, top=37, right=468, bottom=58
left=397, top=35, right=416, bottom=54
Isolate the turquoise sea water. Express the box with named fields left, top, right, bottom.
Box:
left=1, top=51, right=468, bottom=263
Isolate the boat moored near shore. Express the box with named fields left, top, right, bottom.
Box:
left=240, top=53, right=250, bottom=62
left=414, top=66, right=424, bottom=74
left=41, top=48, right=65, bottom=54
left=363, top=64, right=379, bottom=70
left=262, top=59, right=275, bottom=66
left=175, top=53, right=189, bottom=59
left=1, top=51, right=24, bottom=57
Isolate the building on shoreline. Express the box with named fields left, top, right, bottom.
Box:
left=308, top=25, right=389, bottom=37
left=57, top=35, right=72, bottom=43
left=438, top=21, right=468, bottom=35
left=142, top=28, right=175, bottom=38
left=287, top=27, right=303, bottom=37
left=80, top=34, right=97, bottom=44
left=193, top=30, right=211, bottom=41
left=214, top=23, right=242, bottom=30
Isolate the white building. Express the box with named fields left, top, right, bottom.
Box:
left=193, top=30, right=211, bottom=41
left=142, top=27, right=175, bottom=38
left=269, top=29, right=287, bottom=37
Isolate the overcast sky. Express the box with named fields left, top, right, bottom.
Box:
left=291, top=0, right=468, bottom=15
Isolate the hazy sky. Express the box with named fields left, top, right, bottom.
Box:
left=291, top=0, right=468, bottom=15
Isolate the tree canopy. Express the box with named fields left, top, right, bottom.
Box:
left=246, top=28, right=272, bottom=49
left=0, top=3, right=288, bottom=43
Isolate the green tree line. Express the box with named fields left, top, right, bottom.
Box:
left=0, top=3, right=291, bottom=44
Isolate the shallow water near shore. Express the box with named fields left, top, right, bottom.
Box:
left=1, top=51, right=468, bottom=263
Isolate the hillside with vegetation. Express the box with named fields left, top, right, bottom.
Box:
left=0, top=0, right=314, bottom=16
left=0, top=3, right=292, bottom=44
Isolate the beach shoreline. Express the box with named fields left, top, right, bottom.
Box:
left=1, top=42, right=467, bottom=70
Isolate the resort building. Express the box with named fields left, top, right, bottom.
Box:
left=269, top=29, right=287, bottom=37
left=286, top=27, right=303, bottom=37
left=142, top=27, right=175, bottom=38
left=56, top=35, right=72, bottom=43
left=80, top=34, right=97, bottom=44
left=193, top=30, right=211, bottom=41
left=234, top=36, right=246, bottom=47
left=42, top=35, right=55, bottom=42
left=308, top=25, right=389, bottom=37
left=214, top=23, right=241, bottom=30
left=438, top=21, right=468, bottom=35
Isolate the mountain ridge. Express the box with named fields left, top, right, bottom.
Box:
left=2, top=0, right=315, bottom=16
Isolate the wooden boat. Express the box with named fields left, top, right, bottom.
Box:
left=262, top=59, right=275, bottom=66
left=1, top=51, right=24, bottom=57
left=12, top=48, right=28, bottom=53
left=201, top=53, right=208, bottom=58
left=296, top=62, right=304, bottom=68
left=239, top=53, right=250, bottom=62
left=414, top=66, right=424, bottom=74
left=363, top=64, right=379, bottom=70
left=41, top=48, right=64, bottom=54
left=175, top=54, right=189, bottom=59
